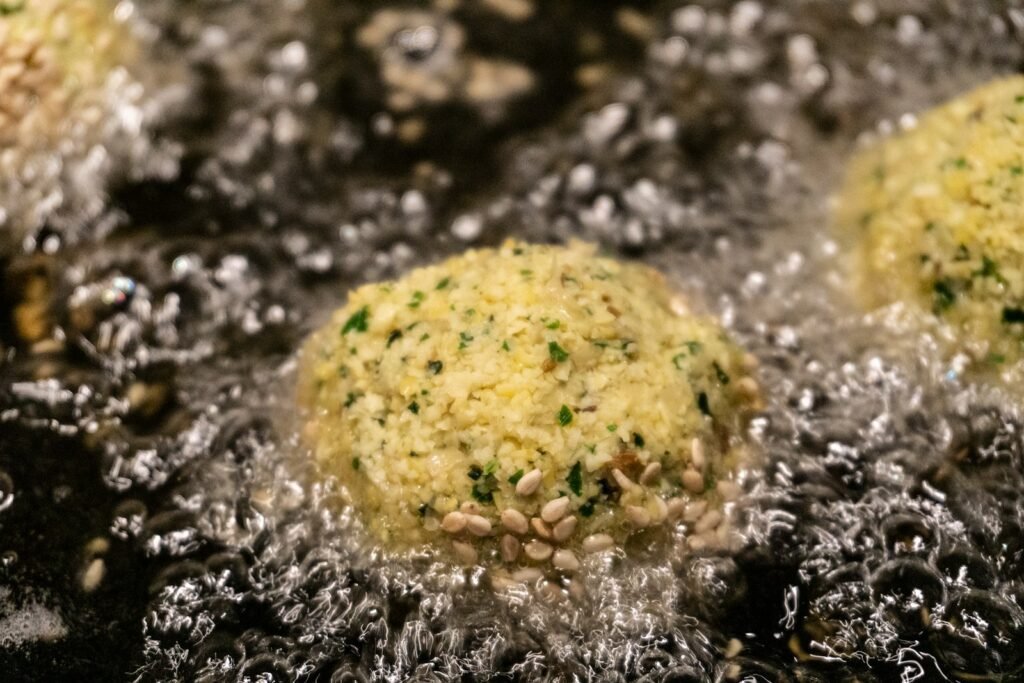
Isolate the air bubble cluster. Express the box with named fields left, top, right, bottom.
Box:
left=1, top=1, right=1024, bottom=681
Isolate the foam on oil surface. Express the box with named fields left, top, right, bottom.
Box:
left=2, top=1, right=1024, bottom=681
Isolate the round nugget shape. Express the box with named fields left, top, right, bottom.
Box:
left=837, top=76, right=1024, bottom=372
left=298, top=241, right=757, bottom=561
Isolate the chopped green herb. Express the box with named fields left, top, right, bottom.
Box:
left=467, top=465, right=483, bottom=480
left=933, top=279, right=957, bottom=313
left=1011, top=166, right=1023, bottom=176
left=545, top=320, right=561, bottom=330
left=459, top=331, right=474, bottom=350
left=954, top=244, right=970, bottom=261
left=558, top=404, right=573, bottom=427
left=633, top=433, right=645, bottom=448
left=435, top=277, right=450, bottom=290
left=924, top=221, right=936, bottom=232
left=684, top=341, right=703, bottom=355
left=953, top=157, right=969, bottom=169
left=427, top=360, right=443, bottom=374
left=351, top=457, right=360, bottom=470
left=1016, top=95, right=1024, bottom=104
left=567, top=462, right=583, bottom=496
left=508, top=469, right=525, bottom=485
left=1002, top=307, right=1024, bottom=324
left=513, top=247, right=524, bottom=255
left=548, top=341, right=570, bottom=363
left=606, top=423, right=618, bottom=432
left=344, top=392, right=359, bottom=408
left=592, top=340, right=611, bottom=349
left=672, top=354, right=687, bottom=370
left=341, top=306, right=369, bottom=334
left=0, top=2, right=25, bottom=16
left=975, top=256, right=1002, bottom=281
left=386, top=330, right=403, bottom=348
left=697, top=392, right=712, bottom=417
left=471, top=466, right=499, bottom=503
left=407, top=400, right=420, bottom=414
left=501, top=340, right=511, bottom=351
left=579, top=499, right=596, bottom=517
left=408, top=291, right=426, bottom=309
left=520, top=269, right=533, bottom=277
left=713, top=362, right=731, bottom=385
left=988, top=353, right=1006, bottom=365
left=471, top=483, right=495, bottom=504
left=420, top=333, right=430, bottom=341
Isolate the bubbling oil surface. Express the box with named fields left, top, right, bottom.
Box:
left=2, top=1, right=1024, bottom=681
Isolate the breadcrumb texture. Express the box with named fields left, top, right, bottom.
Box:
left=298, top=241, right=757, bottom=553
left=0, top=0, right=132, bottom=148
left=837, top=75, right=1024, bottom=372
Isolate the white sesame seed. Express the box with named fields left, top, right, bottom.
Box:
left=452, top=540, right=478, bottom=564
left=737, top=376, right=760, bottom=399
left=650, top=495, right=668, bottom=523
left=466, top=514, right=492, bottom=536
left=611, top=468, right=639, bottom=492
left=690, top=438, right=706, bottom=469
left=639, top=461, right=662, bottom=485
left=515, top=468, right=542, bottom=496
left=530, top=517, right=552, bottom=539
left=695, top=509, right=723, bottom=533
left=540, top=496, right=570, bottom=523
left=682, top=469, right=705, bottom=493
left=500, top=508, right=529, bottom=534
left=626, top=505, right=651, bottom=527
left=717, top=480, right=742, bottom=501
left=511, top=567, right=544, bottom=583
left=500, top=534, right=521, bottom=562
left=582, top=533, right=614, bottom=553
left=441, top=511, right=467, bottom=533
left=81, top=558, right=106, bottom=593
left=524, top=540, right=553, bottom=561
left=684, top=500, right=707, bottom=522
left=552, top=515, right=577, bottom=542
left=552, top=549, right=580, bottom=572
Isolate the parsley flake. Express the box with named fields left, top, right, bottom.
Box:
left=549, top=341, right=570, bottom=363
left=341, top=306, right=369, bottom=334
left=567, top=462, right=583, bottom=496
